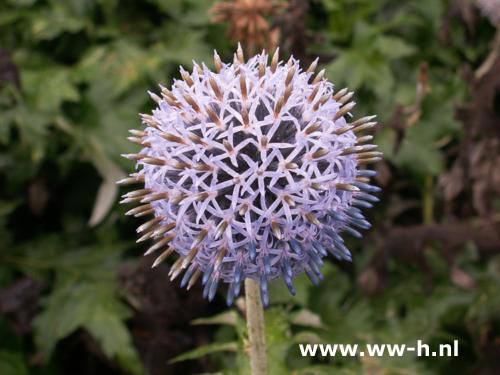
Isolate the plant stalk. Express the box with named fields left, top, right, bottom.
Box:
left=245, top=278, right=268, bottom=375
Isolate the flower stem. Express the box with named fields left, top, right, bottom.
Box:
left=245, top=278, right=268, bottom=375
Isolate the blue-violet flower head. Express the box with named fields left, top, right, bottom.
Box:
left=119, top=45, right=382, bottom=306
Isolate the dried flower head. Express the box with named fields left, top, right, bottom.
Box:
left=119, top=45, right=382, bottom=306
left=210, top=0, right=287, bottom=54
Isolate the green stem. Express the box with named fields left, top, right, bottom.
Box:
left=423, top=175, right=434, bottom=224
left=245, top=278, right=268, bottom=375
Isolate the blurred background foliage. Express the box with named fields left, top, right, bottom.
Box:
left=0, top=0, right=499, bottom=374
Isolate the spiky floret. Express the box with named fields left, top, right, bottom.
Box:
left=119, top=45, right=382, bottom=306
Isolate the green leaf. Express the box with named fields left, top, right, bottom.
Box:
left=375, top=35, right=416, bottom=59
left=76, top=41, right=162, bottom=100
left=264, top=308, right=292, bottom=375
left=33, top=245, right=144, bottom=375
left=0, top=350, right=28, bottom=375
left=192, top=310, right=239, bottom=326
left=22, top=68, right=79, bottom=112
left=30, top=5, right=86, bottom=40
left=169, top=342, right=237, bottom=364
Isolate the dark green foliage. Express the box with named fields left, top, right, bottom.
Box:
left=0, top=0, right=499, bottom=374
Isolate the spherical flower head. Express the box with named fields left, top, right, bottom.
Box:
left=120, top=45, right=382, bottom=306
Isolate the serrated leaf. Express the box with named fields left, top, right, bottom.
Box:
left=32, top=245, right=143, bottom=375
left=168, top=342, right=237, bottom=364
left=22, top=68, right=79, bottom=112
left=76, top=41, right=162, bottom=100
left=30, top=5, right=85, bottom=40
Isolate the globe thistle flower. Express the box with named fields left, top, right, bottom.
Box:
left=119, top=45, right=382, bottom=306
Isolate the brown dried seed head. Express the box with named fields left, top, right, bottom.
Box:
left=129, top=129, right=146, bottom=137
left=312, top=148, right=329, bottom=159
left=259, top=61, right=266, bottom=79
left=116, top=174, right=144, bottom=185
left=168, top=256, right=184, bottom=277
left=241, top=105, right=250, bottom=128
left=125, top=203, right=153, bottom=216
left=181, top=246, right=200, bottom=269
left=215, top=220, right=229, bottom=239
left=352, top=115, right=377, bottom=126
left=271, top=221, right=282, bottom=239
left=240, top=72, right=248, bottom=100
left=193, top=163, right=213, bottom=172
left=306, top=58, right=319, bottom=74
left=355, top=151, right=383, bottom=158
left=151, top=247, right=175, bottom=267
left=195, top=192, right=210, bottom=201
left=338, top=91, right=354, bottom=104
left=180, top=69, right=194, bottom=87
left=305, top=122, right=321, bottom=135
left=124, top=188, right=151, bottom=198
left=214, top=50, right=223, bottom=72
left=357, top=157, right=382, bottom=165
left=121, top=153, right=144, bottom=161
left=274, top=96, right=284, bottom=117
left=214, top=247, right=227, bottom=271
left=284, top=84, right=293, bottom=103
left=171, top=193, right=187, bottom=205
left=206, top=106, right=221, bottom=127
left=223, top=139, right=233, bottom=152
left=308, top=85, right=320, bottom=103
left=127, top=136, right=144, bottom=145
left=356, top=135, right=374, bottom=144
left=310, top=182, right=327, bottom=191
left=188, top=132, right=206, bottom=145
left=135, top=208, right=154, bottom=217
left=332, top=87, right=348, bottom=101
left=312, top=69, right=325, bottom=85
left=187, top=268, right=202, bottom=290
left=142, top=157, right=167, bottom=166
left=260, top=135, right=269, bottom=149
left=305, top=212, right=321, bottom=225
left=283, top=195, right=296, bottom=207
left=271, top=47, right=279, bottom=73
left=148, top=91, right=162, bottom=104
left=183, top=94, right=201, bottom=113
left=335, top=183, right=360, bottom=192
left=285, top=66, right=295, bottom=86
left=137, top=216, right=163, bottom=233
left=192, top=229, right=208, bottom=247
left=334, top=125, right=354, bottom=135
left=352, top=121, right=377, bottom=133
left=237, top=43, right=245, bottom=63
left=153, top=222, right=176, bottom=236
left=334, top=101, right=356, bottom=120
left=319, top=94, right=330, bottom=106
